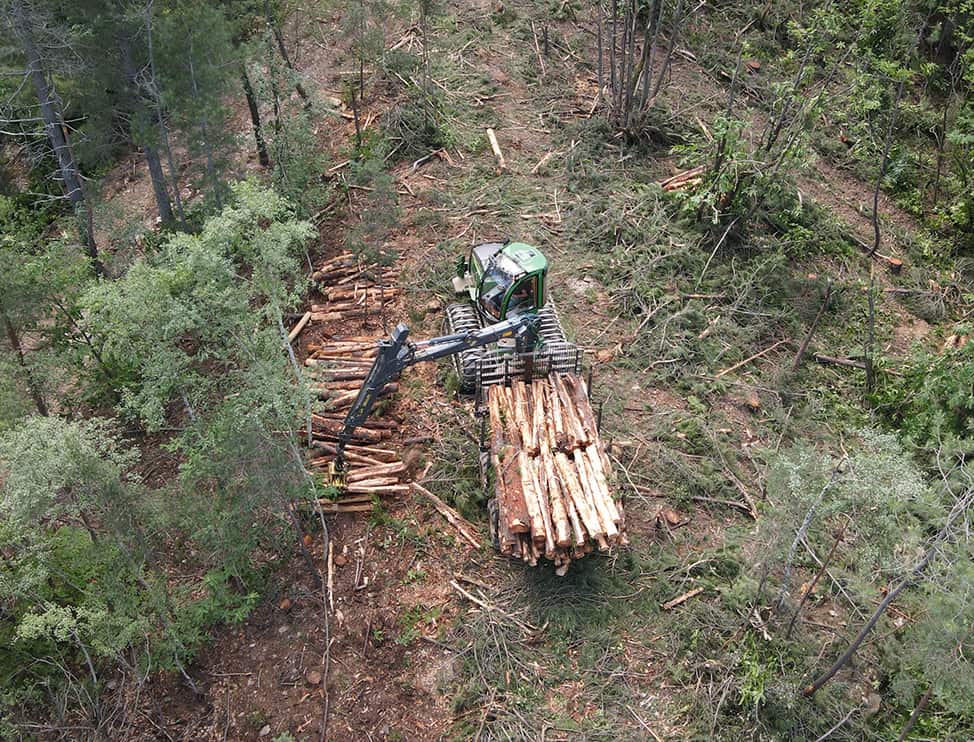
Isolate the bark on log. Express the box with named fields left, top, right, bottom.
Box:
left=309, top=440, right=398, bottom=463
left=346, top=483, right=410, bottom=495
left=529, top=454, right=557, bottom=557
left=519, top=450, right=546, bottom=543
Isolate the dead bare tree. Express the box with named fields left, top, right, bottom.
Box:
left=143, top=0, right=185, bottom=224
left=598, top=0, right=687, bottom=135
left=116, top=29, right=174, bottom=224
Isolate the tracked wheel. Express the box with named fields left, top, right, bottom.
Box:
left=536, top=302, right=579, bottom=375
left=444, top=302, right=484, bottom=393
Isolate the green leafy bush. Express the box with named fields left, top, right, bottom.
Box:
left=871, top=328, right=974, bottom=447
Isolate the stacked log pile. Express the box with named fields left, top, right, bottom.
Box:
left=307, top=444, right=410, bottom=505
left=304, top=337, right=399, bottom=442
left=487, top=374, right=627, bottom=574
left=298, top=251, right=408, bottom=507
left=308, top=251, right=400, bottom=323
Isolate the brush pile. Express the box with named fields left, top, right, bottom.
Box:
left=487, top=374, right=627, bottom=574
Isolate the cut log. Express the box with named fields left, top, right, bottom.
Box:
left=498, top=445, right=529, bottom=534
left=532, top=379, right=549, bottom=459
left=546, top=376, right=568, bottom=450
left=345, top=476, right=401, bottom=488
left=310, top=422, right=384, bottom=444
left=529, top=454, right=556, bottom=557
left=308, top=450, right=383, bottom=467
left=562, top=488, right=587, bottom=547
left=584, top=445, right=620, bottom=525
left=346, top=461, right=407, bottom=481
left=552, top=374, right=588, bottom=448
left=345, top=483, right=410, bottom=495
left=512, top=381, right=537, bottom=455
left=519, top=450, right=546, bottom=543
left=563, top=374, right=598, bottom=442
left=309, top=440, right=398, bottom=462
left=574, top=448, right=618, bottom=540
left=541, top=439, right=571, bottom=548
left=485, top=127, right=507, bottom=171
left=288, top=312, right=312, bottom=343
left=316, top=502, right=374, bottom=513
left=488, top=387, right=529, bottom=533
left=554, top=450, right=602, bottom=539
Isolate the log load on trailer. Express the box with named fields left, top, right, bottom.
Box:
left=485, top=375, right=627, bottom=574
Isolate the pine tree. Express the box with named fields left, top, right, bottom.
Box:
left=153, top=1, right=237, bottom=212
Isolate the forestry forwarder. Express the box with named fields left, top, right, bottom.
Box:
left=327, top=241, right=579, bottom=486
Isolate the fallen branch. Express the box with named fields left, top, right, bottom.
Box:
left=411, top=482, right=482, bottom=549
left=485, top=128, right=507, bottom=172
left=792, top=281, right=832, bottom=372
left=811, top=354, right=867, bottom=370
left=661, top=586, right=704, bottom=611
left=715, top=339, right=791, bottom=378
left=691, top=495, right=755, bottom=518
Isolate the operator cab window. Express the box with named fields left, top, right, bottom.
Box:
left=507, top=276, right=537, bottom=316
left=481, top=264, right=511, bottom=320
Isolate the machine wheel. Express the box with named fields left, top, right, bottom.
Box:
left=444, top=302, right=484, bottom=393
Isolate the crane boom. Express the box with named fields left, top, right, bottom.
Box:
left=330, top=313, right=539, bottom=480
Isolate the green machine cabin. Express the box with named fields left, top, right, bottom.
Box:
left=446, top=240, right=574, bottom=391
left=453, top=241, right=548, bottom=322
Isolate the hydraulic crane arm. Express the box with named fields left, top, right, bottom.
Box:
left=329, top=313, right=539, bottom=479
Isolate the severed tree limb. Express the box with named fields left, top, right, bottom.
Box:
left=811, top=354, right=867, bottom=370
left=792, top=280, right=832, bottom=372
left=485, top=128, right=507, bottom=171
left=814, top=704, right=861, bottom=742
left=662, top=586, right=704, bottom=611
left=785, top=519, right=848, bottom=639
left=411, top=482, right=481, bottom=549
left=715, top=338, right=791, bottom=378
left=897, top=685, right=932, bottom=742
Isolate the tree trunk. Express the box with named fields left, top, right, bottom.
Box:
left=870, top=79, right=906, bottom=257
left=11, top=0, right=102, bottom=273
left=187, top=38, right=221, bottom=209
left=117, top=32, right=174, bottom=224
left=265, top=0, right=309, bottom=104
left=144, top=145, right=173, bottom=223
left=144, top=1, right=185, bottom=225
left=241, top=65, right=270, bottom=167
left=2, top=310, right=48, bottom=415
